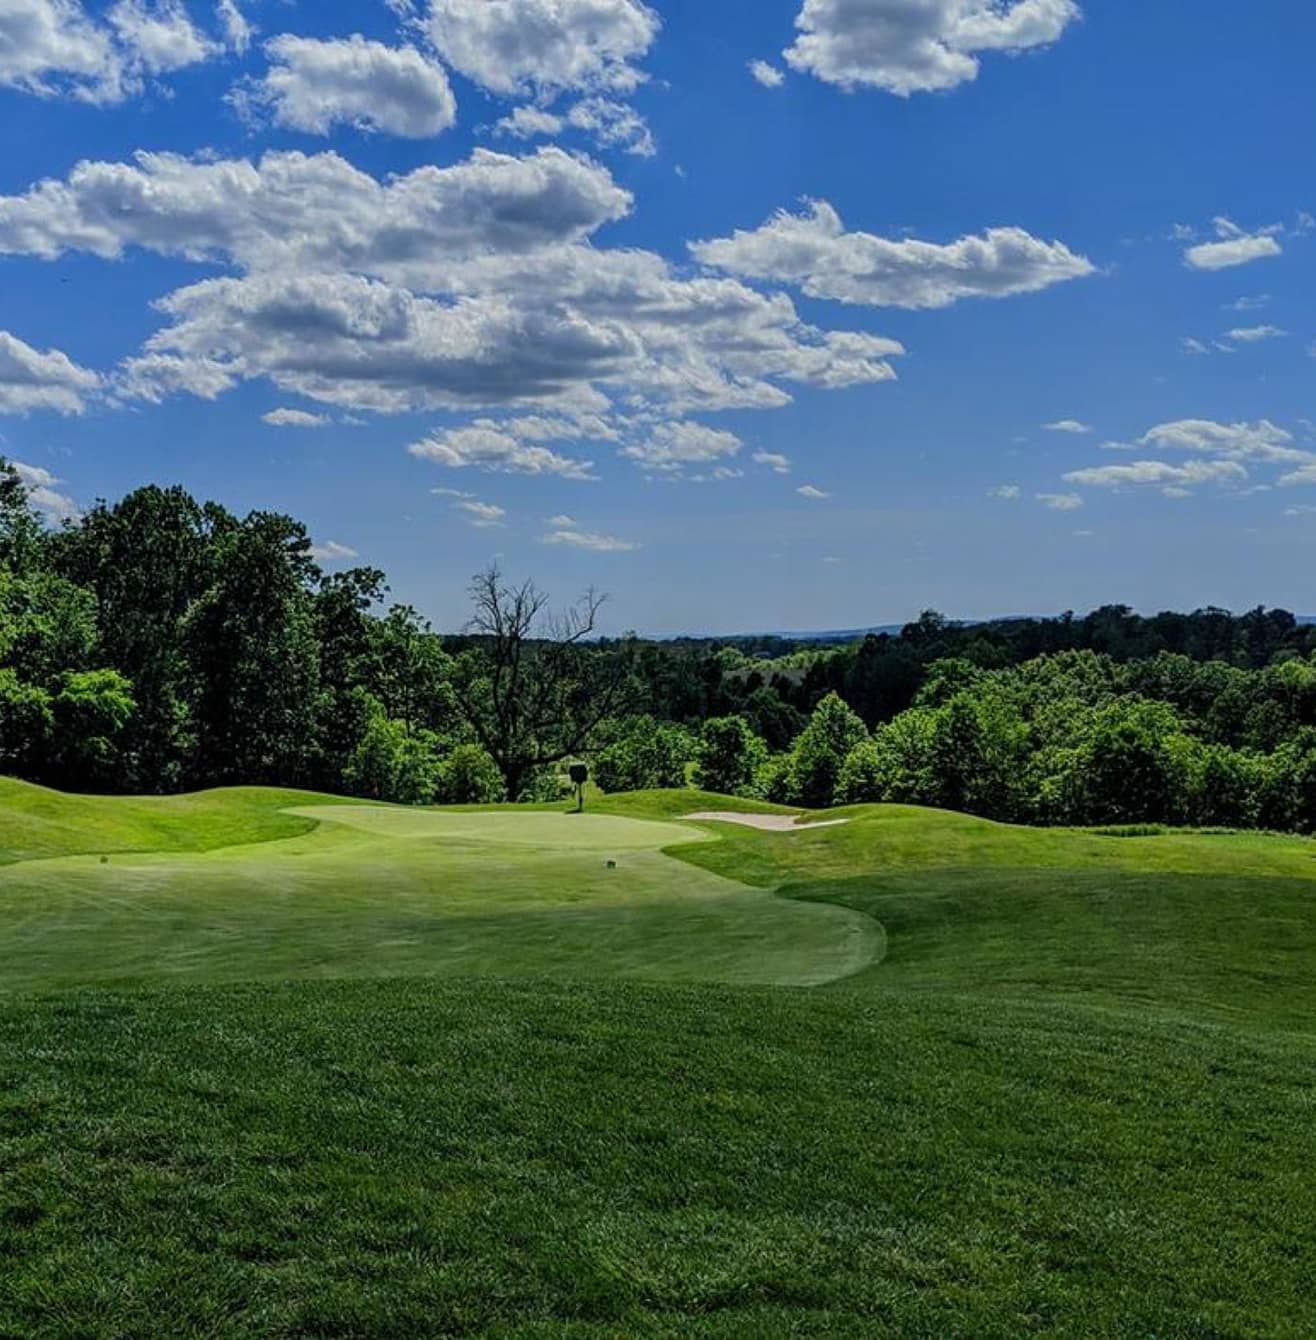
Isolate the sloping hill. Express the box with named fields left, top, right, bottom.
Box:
left=1, top=779, right=1314, bottom=1336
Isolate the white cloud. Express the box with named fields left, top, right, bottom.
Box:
left=784, top=0, right=1080, bottom=96
left=1064, top=459, right=1248, bottom=489
left=494, top=97, right=652, bottom=156
left=1279, top=463, right=1316, bottom=488
left=619, top=420, right=742, bottom=474
left=310, top=540, right=360, bottom=562
left=11, top=460, right=80, bottom=521
left=0, top=329, right=100, bottom=414
left=262, top=407, right=329, bottom=428
left=494, top=105, right=566, bottom=139
left=1042, top=418, right=1091, bottom=434
left=1135, top=418, right=1309, bottom=464
left=1184, top=218, right=1283, bottom=272
left=238, top=34, right=457, bottom=139
left=408, top=421, right=598, bottom=478
left=753, top=450, right=791, bottom=473
left=749, top=58, right=784, bottom=88
left=1224, top=294, right=1270, bottom=312
left=562, top=96, right=654, bottom=156
left=0, top=146, right=632, bottom=272
left=453, top=499, right=507, bottom=527
left=692, top=201, right=1093, bottom=309
left=0, top=0, right=218, bottom=103
left=1037, top=491, right=1083, bottom=510
left=1181, top=337, right=1211, bottom=356
left=988, top=484, right=1021, bottom=500
left=547, top=513, right=577, bottom=526
left=797, top=483, right=830, bottom=499
left=114, top=352, right=238, bottom=402
left=424, top=0, right=660, bottom=98
left=215, top=0, right=250, bottom=53
left=1, top=147, right=908, bottom=429
left=1284, top=505, right=1316, bottom=515
left=542, top=527, right=639, bottom=552
left=1223, top=324, right=1286, bottom=344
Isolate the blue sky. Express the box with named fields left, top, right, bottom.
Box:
left=2, top=0, right=1314, bottom=634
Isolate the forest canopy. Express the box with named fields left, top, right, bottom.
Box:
left=4, top=459, right=1316, bottom=833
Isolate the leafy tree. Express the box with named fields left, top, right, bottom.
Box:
left=789, top=693, right=868, bottom=807
left=694, top=716, right=768, bottom=797
left=182, top=512, right=321, bottom=786
left=594, top=716, right=695, bottom=793
left=49, top=669, right=136, bottom=791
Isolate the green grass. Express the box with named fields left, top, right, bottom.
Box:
left=1, top=779, right=1314, bottom=1336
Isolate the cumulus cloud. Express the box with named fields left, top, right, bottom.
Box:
left=214, top=0, right=250, bottom=53
left=494, top=105, right=566, bottom=139
left=1037, top=491, right=1083, bottom=510
left=749, top=59, right=785, bottom=87
left=619, top=420, right=742, bottom=474
left=0, top=146, right=632, bottom=273
left=1223, top=324, right=1286, bottom=344
left=541, top=527, right=639, bottom=552
left=453, top=499, right=507, bottom=527
left=1134, top=418, right=1309, bottom=465
left=1, top=145, right=908, bottom=435
left=753, top=450, right=791, bottom=473
left=797, top=483, right=830, bottom=499
left=692, top=201, right=1093, bottom=309
left=424, top=0, right=659, bottom=97
left=310, top=539, right=360, bottom=562
left=0, top=0, right=221, bottom=104
left=1059, top=418, right=1316, bottom=500
left=262, top=407, right=330, bottom=428
left=237, top=34, right=457, bottom=139
left=10, top=460, right=80, bottom=521
left=1184, top=218, right=1283, bottom=271
left=408, top=421, right=599, bottom=478
left=784, top=0, right=1080, bottom=96
left=493, top=96, right=652, bottom=156
left=988, top=484, right=1021, bottom=499
left=0, top=329, right=100, bottom=414
left=1043, top=418, right=1091, bottom=434
left=1064, top=459, right=1248, bottom=489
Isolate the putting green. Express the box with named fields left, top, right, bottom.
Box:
left=0, top=801, right=880, bottom=991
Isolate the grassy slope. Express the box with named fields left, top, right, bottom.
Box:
left=1, top=780, right=1315, bottom=1336
left=0, top=794, right=875, bottom=991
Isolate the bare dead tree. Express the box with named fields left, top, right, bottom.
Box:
left=452, top=566, right=637, bottom=799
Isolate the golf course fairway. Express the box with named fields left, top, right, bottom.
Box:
left=1, top=778, right=1314, bottom=1337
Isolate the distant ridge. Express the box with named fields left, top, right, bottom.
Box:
left=707, top=613, right=1316, bottom=644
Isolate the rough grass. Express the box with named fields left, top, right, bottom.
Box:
left=1, top=779, right=1314, bottom=1337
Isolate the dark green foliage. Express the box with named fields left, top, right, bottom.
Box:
left=787, top=692, right=868, bottom=807
left=593, top=716, right=695, bottom=794
left=694, top=715, right=768, bottom=797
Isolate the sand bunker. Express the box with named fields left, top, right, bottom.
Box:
left=684, top=812, right=849, bottom=833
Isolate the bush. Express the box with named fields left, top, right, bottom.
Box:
left=436, top=744, right=506, bottom=805
left=594, top=717, right=695, bottom=794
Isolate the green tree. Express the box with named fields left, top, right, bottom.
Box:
left=694, top=716, right=768, bottom=797
left=789, top=692, right=868, bottom=807
left=594, top=716, right=695, bottom=793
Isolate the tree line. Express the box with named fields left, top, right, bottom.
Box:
left=3, top=460, right=1316, bottom=832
